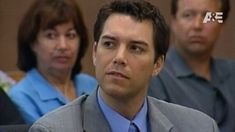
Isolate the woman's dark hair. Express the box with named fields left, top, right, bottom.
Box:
left=17, top=0, right=88, bottom=78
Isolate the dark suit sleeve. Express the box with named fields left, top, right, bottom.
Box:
left=0, top=88, right=24, bottom=125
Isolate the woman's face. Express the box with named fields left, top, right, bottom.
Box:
left=32, top=21, right=80, bottom=74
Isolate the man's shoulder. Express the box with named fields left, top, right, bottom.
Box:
left=30, top=95, right=89, bottom=131
left=148, top=96, right=208, bottom=116
left=214, top=58, right=235, bottom=69
left=148, top=96, right=218, bottom=131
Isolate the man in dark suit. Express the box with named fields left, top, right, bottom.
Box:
left=30, top=0, right=219, bottom=132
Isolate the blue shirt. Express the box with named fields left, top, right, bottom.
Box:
left=97, top=89, right=148, bottom=132
left=8, top=68, right=97, bottom=124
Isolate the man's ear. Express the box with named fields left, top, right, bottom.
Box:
left=152, top=55, right=164, bottom=76
left=92, top=42, right=98, bottom=66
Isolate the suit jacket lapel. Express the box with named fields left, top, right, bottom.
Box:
left=82, top=90, right=174, bottom=132
left=82, top=89, right=111, bottom=132
left=148, top=97, right=173, bottom=132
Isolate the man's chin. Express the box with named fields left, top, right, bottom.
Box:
left=101, top=85, right=131, bottom=98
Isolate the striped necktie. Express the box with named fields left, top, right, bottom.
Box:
left=128, top=122, right=140, bottom=132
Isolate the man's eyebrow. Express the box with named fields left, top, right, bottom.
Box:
left=101, top=35, right=116, bottom=40
left=101, top=34, right=149, bottom=46
left=130, top=40, right=149, bottom=47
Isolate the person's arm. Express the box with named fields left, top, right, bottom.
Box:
left=0, top=88, right=24, bottom=125
left=8, top=89, right=41, bottom=124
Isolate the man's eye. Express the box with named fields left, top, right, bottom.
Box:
left=181, top=12, right=194, bottom=19
left=183, top=13, right=192, bottom=18
left=130, top=45, right=144, bottom=54
left=103, top=41, right=114, bottom=49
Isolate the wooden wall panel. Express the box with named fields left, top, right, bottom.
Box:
left=0, top=0, right=234, bottom=76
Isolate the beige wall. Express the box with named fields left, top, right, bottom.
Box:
left=0, top=0, right=234, bottom=76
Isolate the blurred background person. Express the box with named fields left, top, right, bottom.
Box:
left=148, top=0, right=235, bottom=131
left=0, top=70, right=16, bottom=92
left=8, top=0, right=97, bottom=124
left=0, top=81, right=24, bottom=125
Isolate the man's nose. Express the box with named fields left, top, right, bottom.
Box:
left=192, top=15, right=203, bottom=31
left=113, top=45, right=127, bottom=66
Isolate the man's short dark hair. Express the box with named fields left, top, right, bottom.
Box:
left=93, top=0, right=169, bottom=62
left=17, top=0, right=88, bottom=78
left=171, top=0, right=230, bottom=21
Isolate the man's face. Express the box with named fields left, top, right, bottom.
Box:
left=93, top=13, right=162, bottom=100
left=171, top=0, right=223, bottom=57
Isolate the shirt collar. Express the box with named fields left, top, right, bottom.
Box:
left=97, top=88, right=148, bottom=132
left=27, top=68, right=68, bottom=104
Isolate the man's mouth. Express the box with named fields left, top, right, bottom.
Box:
left=106, top=71, right=129, bottom=79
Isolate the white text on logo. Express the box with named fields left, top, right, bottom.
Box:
left=203, top=12, right=223, bottom=23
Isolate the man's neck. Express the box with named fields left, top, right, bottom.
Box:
left=99, top=88, right=146, bottom=120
